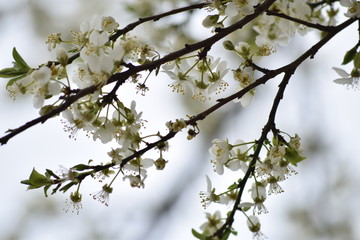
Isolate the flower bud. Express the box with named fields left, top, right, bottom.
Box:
left=202, top=15, right=219, bottom=28
left=56, top=46, right=68, bottom=66
left=223, top=40, right=235, bottom=51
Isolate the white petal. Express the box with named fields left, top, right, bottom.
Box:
left=333, top=78, right=353, bottom=85
left=205, top=175, right=212, bottom=192
left=333, top=67, right=350, bottom=78
left=240, top=91, right=254, bottom=107
left=33, top=94, right=44, bottom=109
left=216, top=163, right=224, bottom=175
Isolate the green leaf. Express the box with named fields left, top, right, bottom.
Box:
left=44, top=184, right=50, bottom=197
left=72, top=164, right=90, bottom=171
left=46, top=169, right=60, bottom=179
left=353, top=52, right=360, bottom=69
left=59, top=182, right=76, bottom=193
left=284, top=147, right=306, bottom=166
left=12, top=47, right=31, bottom=70
left=0, top=67, right=27, bottom=78
left=227, top=182, right=238, bottom=190
left=5, top=73, right=28, bottom=89
left=20, top=179, right=42, bottom=190
left=51, top=183, right=62, bottom=195
left=191, top=229, right=207, bottom=240
left=221, top=228, right=231, bottom=240
left=342, top=45, right=358, bottom=65
left=28, top=168, right=52, bottom=187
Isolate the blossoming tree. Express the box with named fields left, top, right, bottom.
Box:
left=1, top=0, right=359, bottom=239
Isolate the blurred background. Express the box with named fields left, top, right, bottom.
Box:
left=1, top=0, right=360, bottom=239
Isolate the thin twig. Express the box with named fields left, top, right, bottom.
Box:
left=266, top=9, right=335, bottom=32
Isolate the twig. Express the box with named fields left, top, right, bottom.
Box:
left=266, top=9, right=335, bottom=32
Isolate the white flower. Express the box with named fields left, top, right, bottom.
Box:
left=80, top=15, right=102, bottom=34
left=267, top=176, right=284, bottom=195
left=57, top=165, right=78, bottom=182
left=64, top=191, right=82, bottom=215
left=209, top=139, right=232, bottom=175
left=199, top=210, right=223, bottom=236
left=340, top=0, right=360, bottom=18
left=225, top=0, right=259, bottom=17
left=123, top=174, right=146, bottom=188
left=332, top=67, right=360, bottom=89
left=93, top=119, right=117, bottom=144
left=199, top=175, right=219, bottom=208
left=249, top=182, right=268, bottom=214
left=163, top=59, right=196, bottom=94
left=101, top=16, right=119, bottom=32
left=56, top=46, right=68, bottom=65
left=233, top=68, right=255, bottom=107
left=46, top=33, right=62, bottom=51
left=207, top=58, right=229, bottom=94
left=268, top=145, right=286, bottom=164
left=108, top=147, right=133, bottom=165
left=247, top=215, right=266, bottom=239
left=91, top=184, right=113, bottom=206
left=80, top=30, right=114, bottom=74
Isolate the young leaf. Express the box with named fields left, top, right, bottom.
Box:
left=44, top=184, right=51, bottom=197
left=12, top=47, right=31, bottom=70
left=191, top=229, right=207, bottom=240
left=59, top=182, right=76, bottom=193
left=284, top=147, right=306, bottom=166
left=28, top=168, right=52, bottom=186
left=5, top=73, right=28, bottom=90
left=0, top=67, right=27, bottom=78
left=342, top=45, right=358, bottom=65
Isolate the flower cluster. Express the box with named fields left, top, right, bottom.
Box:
left=163, top=56, right=229, bottom=101
left=1, top=0, right=353, bottom=239
left=198, top=133, right=305, bottom=238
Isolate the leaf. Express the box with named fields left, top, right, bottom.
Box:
left=342, top=45, right=358, bottom=65
left=227, top=182, right=238, bottom=190
left=221, top=228, right=231, bottom=240
left=0, top=67, right=27, bottom=78
left=353, top=52, right=360, bottom=69
left=72, top=164, right=90, bottom=171
left=191, top=229, right=207, bottom=240
left=46, top=169, right=60, bottom=179
left=59, top=182, right=76, bottom=193
left=5, top=73, right=28, bottom=89
left=12, top=47, right=31, bottom=70
left=28, top=168, right=51, bottom=187
left=284, top=147, right=306, bottom=166
left=51, top=183, right=62, bottom=195
left=20, top=179, right=42, bottom=190
left=44, top=184, right=51, bottom=197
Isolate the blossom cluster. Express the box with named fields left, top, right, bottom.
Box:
left=0, top=0, right=356, bottom=239
left=198, top=133, right=305, bottom=239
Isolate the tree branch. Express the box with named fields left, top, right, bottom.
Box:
left=0, top=0, right=277, bottom=145
left=74, top=17, right=356, bottom=189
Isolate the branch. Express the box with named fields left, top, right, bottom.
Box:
left=213, top=70, right=294, bottom=238
left=0, top=0, right=277, bottom=145
left=73, top=17, right=356, bottom=188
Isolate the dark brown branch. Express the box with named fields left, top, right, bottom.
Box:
left=75, top=17, right=356, bottom=193
left=0, top=0, right=277, bottom=145
left=213, top=70, right=294, bottom=238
